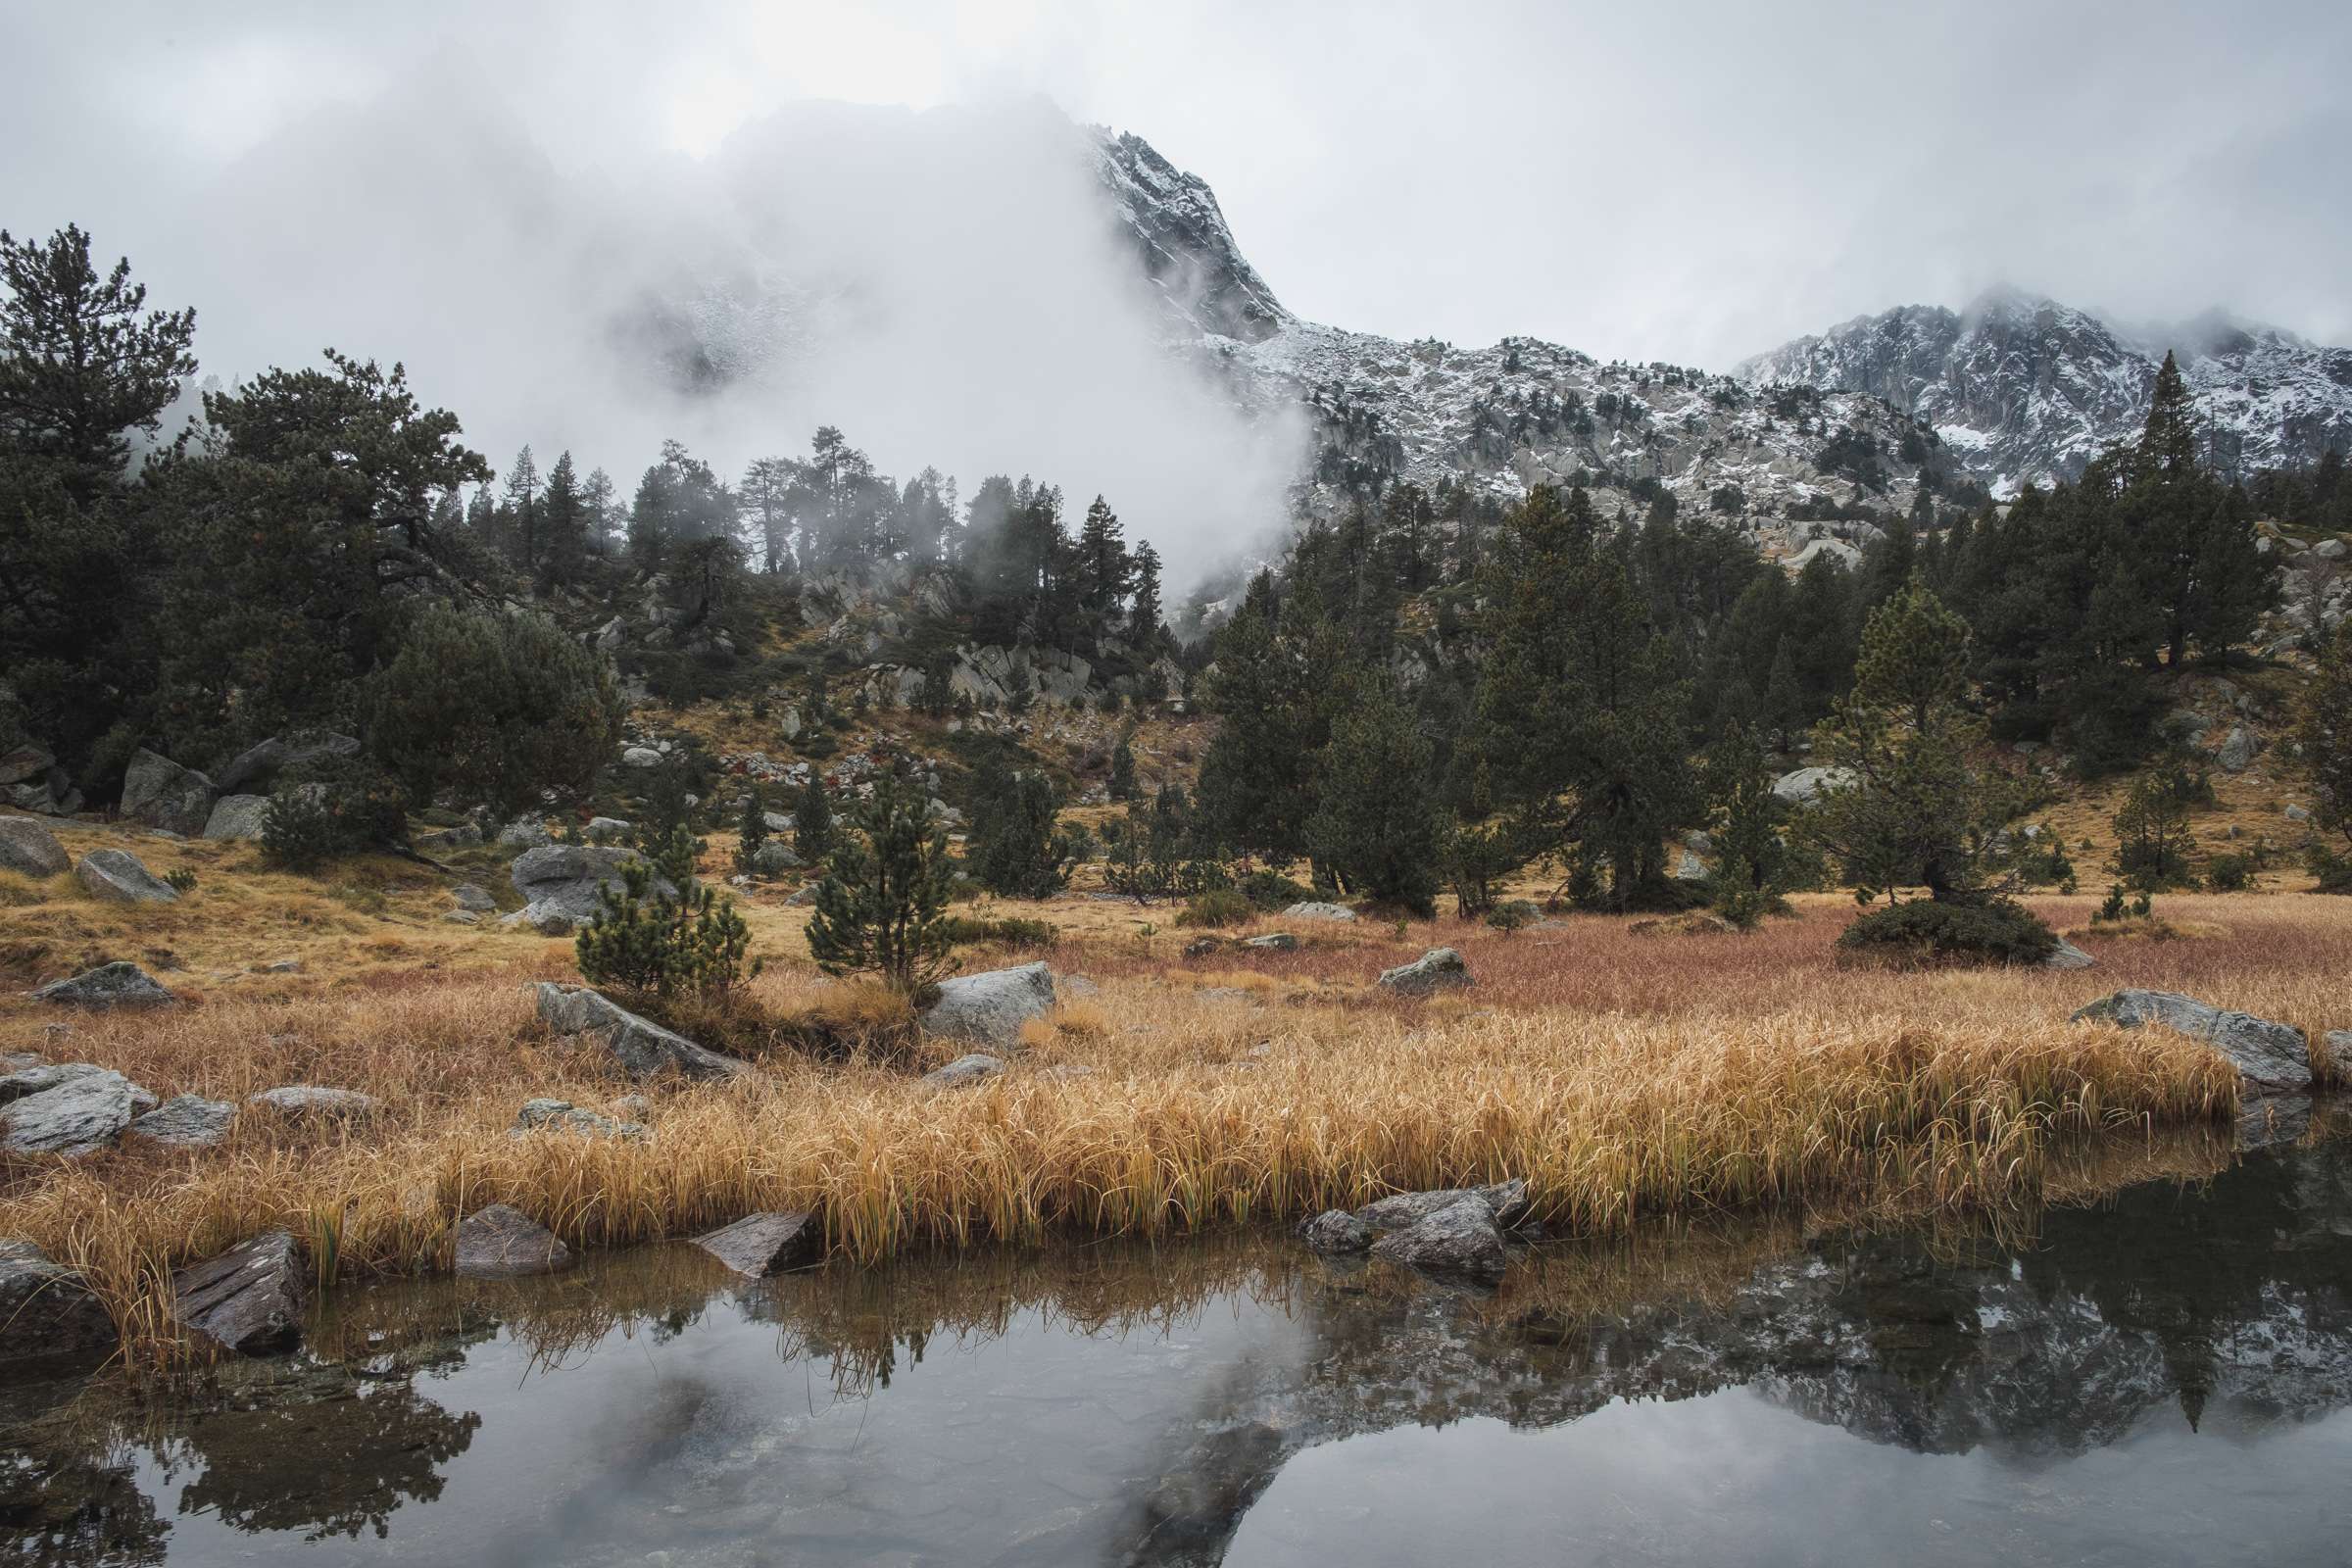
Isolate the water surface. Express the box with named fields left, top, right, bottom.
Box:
left=9, top=1127, right=2352, bottom=1566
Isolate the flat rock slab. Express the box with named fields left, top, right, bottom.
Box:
left=30, top=960, right=175, bottom=1007
left=510, top=1098, right=646, bottom=1140
left=1243, top=933, right=1299, bottom=952
left=2071, top=989, right=2311, bottom=1095
left=172, top=1230, right=304, bottom=1355
left=1281, top=902, right=1356, bottom=922
left=247, top=1086, right=381, bottom=1117
left=1377, top=948, right=1472, bottom=996
left=74, top=849, right=178, bottom=905
left=1369, top=1197, right=1508, bottom=1284
left=2, top=1069, right=154, bottom=1155
left=0, top=1061, right=103, bottom=1103
left=2043, top=936, right=2097, bottom=970
left=0, top=1240, right=118, bottom=1368
left=922, top=1053, right=1006, bottom=1089
left=919, top=961, right=1056, bottom=1049
left=692, top=1211, right=823, bottom=1276
left=0, top=815, right=70, bottom=877
left=129, top=1094, right=237, bottom=1148
left=534, top=983, right=752, bottom=1082
left=455, top=1204, right=572, bottom=1279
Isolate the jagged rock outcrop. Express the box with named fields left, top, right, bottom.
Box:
left=120, top=749, right=218, bottom=835
left=1, top=1069, right=155, bottom=1155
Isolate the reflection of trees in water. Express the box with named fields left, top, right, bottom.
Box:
left=0, top=1446, right=169, bottom=1568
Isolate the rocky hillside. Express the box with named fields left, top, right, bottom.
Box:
left=1739, top=288, right=2352, bottom=496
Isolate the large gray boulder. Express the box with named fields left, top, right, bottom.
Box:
left=30, top=960, right=174, bottom=1007
left=2216, top=725, right=2261, bottom=773
left=0, top=743, right=54, bottom=787
left=1368, top=1196, right=1509, bottom=1283
left=74, top=849, right=178, bottom=905
left=120, top=748, right=217, bottom=835
left=533, top=982, right=751, bottom=1082
left=455, top=1204, right=571, bottom=1279
left=0, top=815, right=69, bottom=877
left=247, top=1085, right=381, bottom=1117
left=921, top=1053, right=1006, bottom=1089
left=1, top=1069, right=153, bottom=1155
left=1281, top=901, right=1356, bottom=922
left=2071, top=989, right=2312, bottom=1095
left=129, top=1094, right=237, bottom=1148
left=1298, top=1209, right=1373, bottom=1254
left=1377, top=948, right=1472, bottom=997
left=692, top=1211, right=823, bottom=1276
left=172, top=1230, right=304, bottom=1354
left=1772, top=765, right=1857, bottom=804
left=506, top=845, right=670, bottom=932
left=919, top=961, right=1056, bottom=1049
left=509, top=1098, right=646, bottom=1140
left=0, top=1062, right=103, bottom=1103
left=201, top=793, right=272, bottom=842
left=0, top=1240, right=117, bottom=1367
left=496, top=819, right=553, bottom=850
left=1354, top=1179, right=1530, bottom=1233
left=211, top=730, right=360, bottom=794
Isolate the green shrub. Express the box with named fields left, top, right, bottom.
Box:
left=575, top=827, right=757, bottom=999
left=1174, top=888, right=1253, bottom=928
left=2308, top=843, right=2352, bottom=894
left=2205, top=852, right=2257, bottom=892
left=260, top=768, right=406, bottom=871
left=165, top=867, right=199, bottom=894
left=806, top=772, right=956, bottom=997
left=937, top=913, right=1058, bottom=950
left=1236, top=868, right=1312, bottom=911
left=1836, top=898, right=2058, bottom=967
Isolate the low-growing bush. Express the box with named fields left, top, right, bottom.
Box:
left=1174, top=888, right=1254, bottom=928
left=576, top=828, right=758, bottom=999
left=165, top=867, right=199, bottom=894
left=936, top=913, right=1058, bottom=950
left=2205, top=852, right=2257, bottom=892
left=1236, top=868, right=1313, bottom=910
left=1836, top=898, right=2058, bottom=968
left=260, top=768, right=406, bottom=871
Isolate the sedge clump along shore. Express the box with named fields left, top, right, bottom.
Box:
left=10, top=864, right=2328, bottom=1370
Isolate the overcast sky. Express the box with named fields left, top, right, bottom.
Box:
left=10, top=0, right=2345, bottom=366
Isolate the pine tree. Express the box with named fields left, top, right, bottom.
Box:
left=1074, top=494, right=1130, bottom=618
left=501, top=444, right=542, bottom=570
left=794, top=773, right=836, bottom=863
left=1128, top=540, right=1164, bottom=641
left=1305, top=674, right=1442, bottom=914
left=2296, top=616, right=2352, bottom=856
left=805, top=772, right=955, bottom=996
left=966, top=760, right=1078, bottom=897
left=739, top=456, right=795, bottom=573
left=735, top=779, right=769, bottom=875
left=1108, top=730, right=1138, bottom=802
left=540, top=450, right=587, bottom=588
left=576, top=824, right=756, bottom=999
left=581, top=466, right=617, bottom=557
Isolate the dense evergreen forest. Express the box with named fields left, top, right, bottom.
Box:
left=9, top=220, right=2352, bottom=964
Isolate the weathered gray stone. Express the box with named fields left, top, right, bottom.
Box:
left=2071, top=989, right=2311, bottom=1095
left=583, top=816, right=632, bottom=844
left=1369, top=1197, right=1508, bottom=1283
left=1377, top=948, right=1471, bottom=996
left=919, top=962, right=1055, bottom=1049
left=200, top=793, right=272, bottom=842
left=0, top=1062, right=102, bottom=1103
left=414, top=822, right=482, bottom=852
left=1772, top=765, right=1857, bottom=804
left=1, top=1070, right=150, bottom=1154
left=495, top=819, right=553, bottom=850
left=454, top=1203, right=571, bottom=1279
left=509, top=1097, right=646, bottom=1140
left=1243, top=933, right=1298, bottom=952
left=120, top=749, right=217, bottom=835
left=74, top=848, right=178, bottom=904
left=2043, top=936, right=2097, bottom=970
left=750, top=841, right=802, bottom=875
left=784, top=883, right=820, bottom=906
left=533, top=982, right=752, bottom=1082
left=128, top=1094, right=237, bottom=1148
left=1298, top=1209, right=1373, bottom=1254
left=2321, top=1030, right=2352, bottom=1082
left=30, top=960, right=175, bottom=1007
left=212, top=731, right=360, bottom=794
left=1355, top=1180, right=1530, bottom=1233
left=450, top=882, right=496, bottom=912
left=1281, top=901, right=1356, bottom=922
left=0, top=814, right=69, bottom=876
left=0, top=743, right=55, bottom=787
left=0, top=1240, right=117, bottom=1367
left=173, top=1231, right=304, bottom=1354
left=921, top=1053, right=1006, bottom=1089
left=620, top=746, right=663, bottom=768
left=2216, top=725, right=2261, bottom=773
left=507, top=845, right=669, bottom=931
left=692, top=1211, right=823, bottom=1276
left=247, top=1085, right=381, bottom=1117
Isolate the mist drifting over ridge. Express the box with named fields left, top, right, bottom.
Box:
left=133, top=65, right=1306, bottom=586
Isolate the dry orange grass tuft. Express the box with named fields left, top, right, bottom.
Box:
left=6, top=878, right=2346, bottom=1367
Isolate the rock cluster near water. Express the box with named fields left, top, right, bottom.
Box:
left=692, top=1211, right=823, bottom=1276
left=1298, top=1178, right=1533, bottom=1284
left=455, top=1204, right=572, bottom=1279
left=172, top=1230, right=306, bottom=1355
left=0, top=1240, right=119, bottom=1367
left=2071, top=989, right=2314, bottom=1095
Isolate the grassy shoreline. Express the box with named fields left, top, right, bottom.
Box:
left=12, top=875, right=2331, bottom=1367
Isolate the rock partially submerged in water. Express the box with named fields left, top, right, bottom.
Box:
left=1369, top=1197, right=1508, bottom=1284
left=693, top=1211, right=823, bottom=1276
left=30, top=960, right=175, bottom=1008
left=1, top=1069, right=155, bottom=1155
left=919, top=961, right=1055, bottom=1049
left=2071, top=989, right=2311, bottom=1094
left=173, top=1230, right=305, bottom=1355
left=533, top=983, right=751, bottom=1083
left=1377, top=948, right=1471, bottom=996
left=129, top=1094, right=237, bottom=1148
left=1298, top=1209, right=1373, bottom=1254
left=1354, top=1179, right=1530, bottom=1233
left=0, top=1240, right=118, bottom=1368
left=455, top=1204, right=572, bottom=1279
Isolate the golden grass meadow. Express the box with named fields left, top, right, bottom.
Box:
left=5, top=819, right=2345, bottom=1367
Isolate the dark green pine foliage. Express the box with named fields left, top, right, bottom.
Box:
left=1108, top=730, right=1138, bottom=802
left=1305, top=673, right=1443, bottom=915
left=793, top=772, right=836, bottom=864
left=577, top=824, right=757, bottom=999
left=1702, top=726, right=1793, bottom=928
left=1073, top=494, right=1131, bottom=619
left=735, top=779, right=769, bottom=875
left=805, top=770, right=956, bottom=997
left=966, top=758, right=1079, bottom=897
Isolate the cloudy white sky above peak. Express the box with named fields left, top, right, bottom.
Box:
left=13, top=0, right=2348, bottom=367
